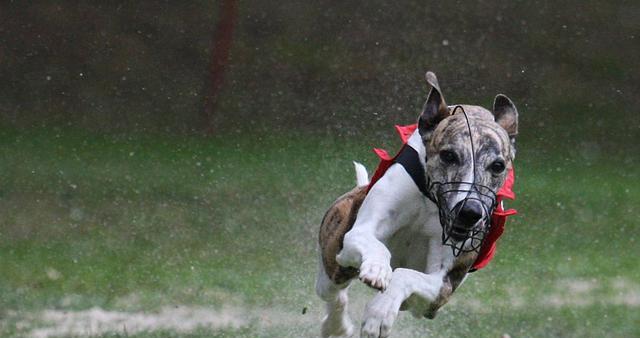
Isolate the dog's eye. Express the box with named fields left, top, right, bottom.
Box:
left=489, top=160, right=506, bottom=174
left=439, top=150, right=458, bottom=165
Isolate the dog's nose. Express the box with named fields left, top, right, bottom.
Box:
left=458, top=200, right=483, bottom=225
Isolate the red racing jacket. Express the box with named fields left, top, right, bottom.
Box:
left=366, top=124, right=517, bottom=272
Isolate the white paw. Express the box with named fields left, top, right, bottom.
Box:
left=359, top=259, right=392, bottom=291
left=361, top=294, right=400, bottom=338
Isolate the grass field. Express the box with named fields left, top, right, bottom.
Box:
left=1, top=128, right=639, bottom=337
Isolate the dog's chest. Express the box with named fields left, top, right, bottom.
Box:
left=387, top=203, right=442, bottom=271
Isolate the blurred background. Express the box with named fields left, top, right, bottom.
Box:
left=1, top=1, right=639, bottom=337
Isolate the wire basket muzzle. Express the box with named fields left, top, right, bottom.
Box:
left=428, top=181, right=497, bottom=256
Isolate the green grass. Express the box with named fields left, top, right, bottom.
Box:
left=0, top=128, right=638, bottom=337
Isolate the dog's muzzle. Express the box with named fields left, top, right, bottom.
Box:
left=427, top=181, right=497, bottom=256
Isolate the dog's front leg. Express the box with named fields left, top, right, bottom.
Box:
left=360, top=268, right=445, bottom=338
left=336, top=204, right=395, bottom=291
left=336, top=165, right=421, bottom=290
left=338, top=226, right=393, bottom=290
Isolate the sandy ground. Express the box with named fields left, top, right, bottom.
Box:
left=28, top=306, right=244, bottom=338
left=6, top=277, right=639, bottom=338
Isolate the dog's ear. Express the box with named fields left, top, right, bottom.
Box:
left=419, top=71, right=450, bottom=136
left=492, top=94, right=518, bottom=139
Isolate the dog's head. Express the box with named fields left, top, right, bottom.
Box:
left=417, top=71, right=518, bottom=253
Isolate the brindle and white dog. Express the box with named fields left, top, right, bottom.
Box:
left=316, top=71, right=518, bottom=338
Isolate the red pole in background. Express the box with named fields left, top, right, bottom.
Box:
left=203, top=0, right=238, bottom=135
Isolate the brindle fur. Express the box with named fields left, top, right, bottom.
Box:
left=319, top=186, right=367, bottom=284
left=426, top=104, right=515, bottom=187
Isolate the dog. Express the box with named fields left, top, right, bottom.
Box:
left=316, top=71, right=518, bottom=338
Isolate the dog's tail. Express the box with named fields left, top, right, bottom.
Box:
left=353, top=161, right=369, bottom=187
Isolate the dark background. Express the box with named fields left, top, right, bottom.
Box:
left=2, top=1, right=639, bottom=149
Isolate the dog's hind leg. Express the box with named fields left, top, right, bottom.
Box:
left=316, top=262, right=355, bottom=338
left=317, top=182, right=366, bottom=337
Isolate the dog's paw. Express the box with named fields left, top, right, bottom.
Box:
left=358, top=259, right=392, bottom=291
left=361, top=293, right=400, bottom=338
